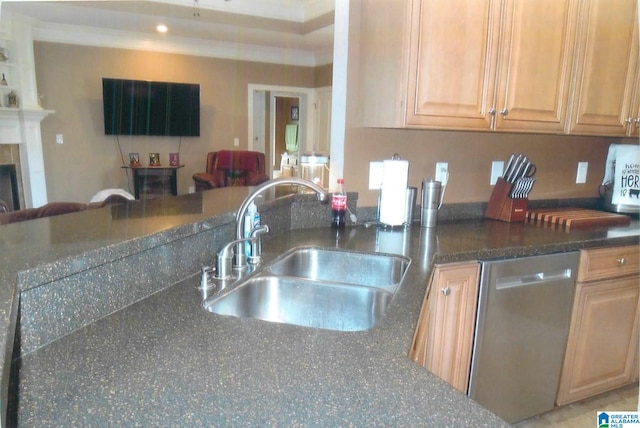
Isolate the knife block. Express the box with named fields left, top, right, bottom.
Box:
left=484, top=178, right=528, bottom=222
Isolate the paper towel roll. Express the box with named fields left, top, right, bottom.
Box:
left=379, top=159, right=409, bottom=226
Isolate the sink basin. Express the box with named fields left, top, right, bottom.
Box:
left=203, top=246, right=411, bottom=331
left=204, top=276, right=393, bottom=331
left=266, top=246, right=410, bottom=291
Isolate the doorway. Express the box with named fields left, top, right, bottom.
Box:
left=247, top=84, right=313, bottom=178
left=274, top=96, right=300, bottom=178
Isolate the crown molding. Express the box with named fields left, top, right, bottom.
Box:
left=32, top=22, right=334, bottom=67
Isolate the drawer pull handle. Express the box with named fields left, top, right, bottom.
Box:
left=441, top=287, right=451, bottom=296
left=617, top=258, right=626, bottom=266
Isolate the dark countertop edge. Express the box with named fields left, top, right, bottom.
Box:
left=14, top=215, right=231, bottom=292
left=434, top=235, right=640, bottom=265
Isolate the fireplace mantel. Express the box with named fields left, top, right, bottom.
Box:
left=0, top=16, right=55, bottom=208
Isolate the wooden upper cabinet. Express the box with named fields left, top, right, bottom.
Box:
left=494, top=0, right=578, bottom=132
left=405, top=0, right=578, bottom=132
left=356, top=0, right=635, bottom=136
left=363, top=0, right=579, bottom=133
left=566, top=0, right=639, bottom=136
left=627, top=62, right=640, bottom=137
left=404, top=0, right=500, bottom=130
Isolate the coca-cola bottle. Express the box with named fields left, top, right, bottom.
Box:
left=331, top=178, right=347, bottom=228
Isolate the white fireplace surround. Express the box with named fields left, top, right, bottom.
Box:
left=0, top=17, right=53, bottom=209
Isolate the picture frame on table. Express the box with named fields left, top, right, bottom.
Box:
left=149, top=153, right=160, bottom=166
left=129, top=153, right=140, bottom=166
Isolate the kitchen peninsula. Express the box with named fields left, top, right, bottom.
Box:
left=1, top=188, right=638, bottom=426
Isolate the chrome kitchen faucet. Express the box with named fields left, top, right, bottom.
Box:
left=202, top=177, right=329, bottom=287
left=232, top=177, right=329, bottom=268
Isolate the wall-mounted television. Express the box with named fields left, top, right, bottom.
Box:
left=102, top=78, right=200, bottom=137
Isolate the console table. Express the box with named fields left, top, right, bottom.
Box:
left=123, top=165, right=184, bottom=199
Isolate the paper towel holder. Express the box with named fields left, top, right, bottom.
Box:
left=377, top=153, right=410, bottom=227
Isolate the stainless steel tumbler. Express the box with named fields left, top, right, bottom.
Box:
left=404, top=187, right=417, bottom=225
left=420, top=179, right=442, bottom=228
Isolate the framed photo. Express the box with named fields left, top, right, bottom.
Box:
left=129, top=153, right=140, bottom=166
left=169, top=152, right=180, bottom=166
left=290, top=105, right=299, bottom=121
left=149, top=152, right=160, bottom=166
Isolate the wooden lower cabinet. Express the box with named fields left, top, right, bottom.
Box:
left=410, top=262, right=480, bottom=392
left=557, top=245, right=640, bottom=406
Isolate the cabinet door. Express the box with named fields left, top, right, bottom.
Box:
left=404, top=0, right=501, bottom=130
left=566, top=0, right=639, bottom=136
left=494, top=0, right=578, bottom=132
left=628, top=66, right=640, bottom=137
left=557, top=275, right=640, bottom=405
left=410, top=262, right=480, bottom=392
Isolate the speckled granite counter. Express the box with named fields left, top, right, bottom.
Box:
left=2, top=188, right=639, bottom=426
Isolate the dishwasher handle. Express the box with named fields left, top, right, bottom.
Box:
left=495, top=268, right=574, bottom=290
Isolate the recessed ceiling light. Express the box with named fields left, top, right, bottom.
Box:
left=156, top=24, right=168, bottom=33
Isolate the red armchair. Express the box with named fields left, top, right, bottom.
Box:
left=192, top=150, right=270, bottom=192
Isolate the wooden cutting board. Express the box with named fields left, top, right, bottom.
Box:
left=526, top=208, right=631, bottom=229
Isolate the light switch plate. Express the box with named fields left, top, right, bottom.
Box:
left=490, top=161, right=504, bottom=185
left=576, top=162, right=588, bottom=184
left=56, top=134, right=64, bottom=144
left=369, top=161, right=383, bottom=190
left=233, top=137, right=240, bottom=147
left=435, top=162, right=449, bottom=184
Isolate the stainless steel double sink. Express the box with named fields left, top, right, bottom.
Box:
left=203, top=246, right=411, bottom=332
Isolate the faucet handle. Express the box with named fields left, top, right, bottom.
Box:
left=199, top=266, right=215, bottom=289
left=217, top=236, right=260, bottom=279
left=216, top=251, right=234, bottom=279
left=248, top=225, right=270, bottom=265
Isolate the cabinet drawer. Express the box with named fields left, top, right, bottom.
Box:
left=578, top=246, right=640, bottom=282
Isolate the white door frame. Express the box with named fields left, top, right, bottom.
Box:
left=248, top=84, right=314, bottom=176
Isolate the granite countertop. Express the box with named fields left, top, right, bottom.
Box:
left=2, top=189, right=639, bottom=426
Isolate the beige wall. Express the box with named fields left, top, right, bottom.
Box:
left=34, top=42, right=319, bottom=202
left=314, top=63, right=333, bottom=88
left=344, top=127, right=625, bottom=206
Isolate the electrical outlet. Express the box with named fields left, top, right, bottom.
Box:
left=576, top=161, right=588, bottom=184
left=233, top=137, right=240, bottom=147
left=490, top=161, right=504, bottom=185
left=56, top=134, right=64, bottom=144
left=435, top=162, right=449, bottom=184
left=188, top=185, right=195, bottom=194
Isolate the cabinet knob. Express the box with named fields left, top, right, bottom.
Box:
left=617, top=258, right=626, bottom=266
left=488, top=107, right=496, bottom=116
left=625, top=117, right=633, bottom=124
left=441, top=287, right=451, bottom=296
left=500, top=108, right=509, bottom=116
left=635, top=118, right=640, bottom=127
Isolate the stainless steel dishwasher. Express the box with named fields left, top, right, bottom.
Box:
left=468, top=252, right=579, bottom=424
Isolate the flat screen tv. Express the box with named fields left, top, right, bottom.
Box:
left=102, top=78, right=200, bottom=137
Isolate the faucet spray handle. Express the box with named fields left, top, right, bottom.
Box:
left=248, top=225, right=270, bottom=265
